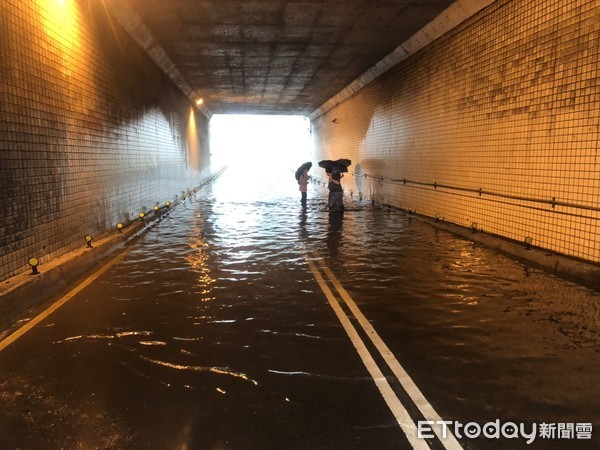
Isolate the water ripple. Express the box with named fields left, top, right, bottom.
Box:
left=139, top=355, right=258, bottom=386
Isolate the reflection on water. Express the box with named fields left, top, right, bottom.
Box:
left=24, top=163, right=600, bottom=448
left=326, top=211, right=344, bottom=257
left=106, top=165, right=600, bottom=357
left=139, top=355, right=259, bottom=386
left=185, top=233, right=215, bottom=298
left=49, top=164, right=600, bottom=443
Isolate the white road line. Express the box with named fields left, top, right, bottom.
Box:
left=312, top=253, right=463, bottom=450
left=306, top=257, right=430, bottom=450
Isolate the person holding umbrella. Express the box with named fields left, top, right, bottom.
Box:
left=296, top=162, right=312, bottom=206
left=328, top=170, right=344, bottom=211
left=318, top=159, right=351, bottom=211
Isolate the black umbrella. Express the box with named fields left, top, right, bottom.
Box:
left=295, top=161, right=312, bottom=180
left=318, top=159, right=351, bottom=173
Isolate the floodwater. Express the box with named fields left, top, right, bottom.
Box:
left=0, top=165, right=599, bottom=449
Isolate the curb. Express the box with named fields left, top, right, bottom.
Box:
left=0, top=169, right=227, bottom=335
left=404, top=210, right=600, bottom=292
left=0, top=219, right=149, bottom=333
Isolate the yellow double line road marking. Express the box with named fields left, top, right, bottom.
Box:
left=306, top=251, right=463, bottom=450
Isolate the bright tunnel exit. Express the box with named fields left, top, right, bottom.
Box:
left=209, top=115, right=314, bottom=202
left=210, top=114, right=312, bottom=173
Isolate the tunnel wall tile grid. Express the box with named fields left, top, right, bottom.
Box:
left=312, top=0, right=600, bottom=264
left=0, top=0, right=211, bottom=282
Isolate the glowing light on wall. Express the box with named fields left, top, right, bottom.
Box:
left=32, top=0, right=94, bottom=122
left=187, top=108, right=201, bottom=171
left=37, top=0, right=82, bottom=53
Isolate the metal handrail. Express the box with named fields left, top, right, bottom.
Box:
left=357, top=173, right=600, bottom=214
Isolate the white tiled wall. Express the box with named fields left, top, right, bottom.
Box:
left=0, top=0, right=211, bottom=281
left=312, top=0, right=600, bottom=263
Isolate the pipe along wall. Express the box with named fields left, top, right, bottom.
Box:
left=312, top=0, right=600, bottom=267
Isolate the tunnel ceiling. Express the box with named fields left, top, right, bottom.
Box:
left=124, top=0, right=456, bottom=116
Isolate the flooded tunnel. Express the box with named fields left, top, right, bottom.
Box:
left=1, top=0, right=600, bottom=449
left=1, top=166, right=600, bottom=449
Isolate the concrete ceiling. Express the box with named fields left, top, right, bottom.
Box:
left=121, top=0, right=457, bottom=116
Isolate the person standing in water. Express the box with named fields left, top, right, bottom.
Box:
left=328, top=170, right=344, bottom=211
left=298, top=167, right=311, bottom=206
